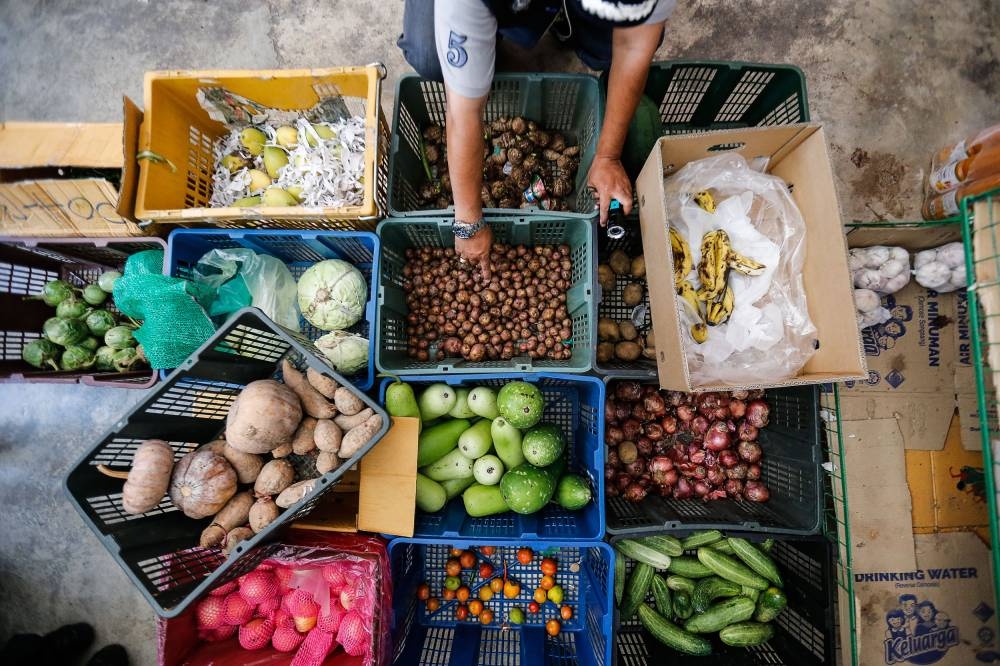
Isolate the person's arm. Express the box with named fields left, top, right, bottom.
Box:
left=445, top=90, right=494, bottom=278
left=588, top=22, right=663, bottom=224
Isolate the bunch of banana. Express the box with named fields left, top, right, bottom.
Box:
left=697, top=229, right=766, bottom=328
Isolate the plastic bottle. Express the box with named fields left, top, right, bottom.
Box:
left=923, top=173, right=1000, bottom=220
left=928, top=142, right=1000, bottom=193
left=933, top=124, right=1000, bottom=169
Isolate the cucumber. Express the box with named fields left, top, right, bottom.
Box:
left=385, top=378, right=421, bottom=423
left=666, top=575, right=696, bottom=594
left=727, top=538, right=784, bottom=588
left=696, top=548, right=769, bottom=591
left=754, top=586, right=788, bottom=623
left=491, top=416, right=525, bottom=470
left=710, top=539, right=735, bottom=555
left=637, top=535, right=683, bottom=558
left=448, top=388, right=477, bottom=418
left=415, top=473, right=447, bottom=512
left=666, top=556, right=714, bottom=579
left=458, top=419, right=494, bottom=459
left=418, top=383, right=458, bottom=421
left=742, top=585, right=761, bottom=603
left=521, top=423, right=565, bottom=467
left=672, top=591, right=693, bottom=620
left=683, top=597, right=756, bottom=634
left=473, top=455, right=505, bottom=485
left=650, top=574, right=672, bottom=617
left=621, top=562, right=654, bottom=620
left=638, top=604, right=711, bottom=657
left=417, top=418, right=470, bottom=467
left=422, top=448, right=475, bottom=481
left=692, top=576, right=741, bottom=613
left=615, top=539, right=672, bottom=570
left=719, top=621, right=775, bottom=647
left=681, top=530, right=724, bottom=550
left=555, top=473, right=592, bottom=510
left=614, top=552, right=626, bottom=604
left=440, top=476, right=475, bottom=501
left=462, top=483, right=509, bottom=517
left=499, top=460, right=562, bottom=515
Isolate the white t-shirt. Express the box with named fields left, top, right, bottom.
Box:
left=436, top=0, right=676, bottom=99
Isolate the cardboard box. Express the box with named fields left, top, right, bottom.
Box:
left=636, top=124, right=867, bottom=391
left=292, top=416, right=418, bottom=536
left=0, top=122, right=145, bottom=237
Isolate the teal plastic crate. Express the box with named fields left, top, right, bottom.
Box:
left=375, top=216, right=595, bottom=374
left=388, top=73, right=603, bottom=218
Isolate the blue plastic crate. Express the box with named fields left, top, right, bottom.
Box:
left=389, top=538, right=614, bottom=666
left=378, top=373, right=605, bottom=540
left=165, top=229, right=378, bottom=390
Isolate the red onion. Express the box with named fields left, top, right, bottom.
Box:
left=737, top=421, right=758, bottom=442
left=719, top=450, right=739, bottom=468
left=604, top=399, right=618, bottom=424
left=606, top=484, right=620, bottom=497
left=655, top=484, right=673, bottom=497
left=729, top=399, right=746, bottom=419
left=678, top=462, right=697, bottom=476
left=703, top=450, right=718, bottom=468
left=731, top=389, right=750, bottom=400
left=666, top=445, right=686, bottom=462
left=615, top=404, right=631, bottom=421
left=713, top=406, right=729, bottom=420
left=642, top=384, right=659, bottom=396
left=624, top=483, right=648, bottom=502
left=623, top=419, right=642, bottom=441
left=676, top=404, right=695, bottom=422
left=607, top=426, right=625, bottom=445
left=666, top=391, right=684, bottom=407
left=661, top=415, right=678, bottom=434
left=673, top=477, right=693, bottom=499
left=748, top=389, right=765, bottom=400
left=631, top=403, right=650, bottom=421
left=706, top=466, right=726, bottom=486
left=704, top=421, right=731, bottom=452
left=746, top=464, right=762, bottom=481
left=649, top=456, right=673, bottom=474
left=604, top=464, right=617, bottom=482
left=693, top=481, right=711, bottom=497
left=725, top=479, right=744, bottom=496
left=638, top=473, right=652, bottom=488
left=615, top=381, right=643, bottom=402
left=727, top=463, right=748, bottom=480
left=636, top=437, right=653, bottom=458
left=746, top=399, right=770, bottom=428
left=693, top=465, right=707, bottom=480
left=707, top=489, right=728, bottom=500
left=691, top=416, right=710, bottom=436
left=624, top=458, right=646, bottom=477
left=644, top=392, right=666, bottom=416
left=615, top=473, right=632, bottom=491
left=618, top=441, right=638, bottom=464
left=662, top=469, right=679, bottom=487
left=606, top=448, right=621, bottom=467
left=744, top=481, right=770, bottom=502
left=644, top=422, right=665, bottom=440
left=689, top=449, right=705, bottom=465
left=738, top=441, right=762, bottom=464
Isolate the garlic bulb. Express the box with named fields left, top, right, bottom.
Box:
left=854, top=288, right=881, bottom=313
left=882, top=272, right=910, bottom=294
left=914, top=261, right=952, bottom=290
left=848, top=252, right=865, bottom=272
left=914, top=248, right=937, bottom=269
left=863, top=246, right=891, bottom=269
left=950, top=264, right=967, bottom=288
left=936, top=242, right=964, bottom=268
left=880, top=259, right=907, bottom=278
left=850, top=245, right=911, bottom=295
left=889, top=246, right=909, bottom=263
left=854, top=268, right=886, bottom=291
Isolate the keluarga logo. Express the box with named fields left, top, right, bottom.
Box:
left=884, top=625, right=959, bottom=664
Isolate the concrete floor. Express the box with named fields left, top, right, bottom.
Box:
left=0, top=0, right=997, bottom=664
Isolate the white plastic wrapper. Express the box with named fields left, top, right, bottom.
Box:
left=848, top=246, right=911, bottom=295
left=665, top=154, right=817, bottom=386
left=913, top=241, right=967, bottom=293
left=192, top=248, right=300, bottom=330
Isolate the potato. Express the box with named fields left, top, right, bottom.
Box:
left=314, top=419, right=343, bottom=453
left=224, top=526, right=254, bottom=554
left=249, top=497, right=280, bottom=533
left=598, top=318, right=620, bottom=342
left=316, top=451, right=341, bottom=475
left=619, top=320, right=638, bottom=341
left=596, top=342, right=615, bottom=363
left=622, top=283, right=644, bottom=307
left=334, top=407, right=373, bottom=431
left=339, top=413, right=383, bottom=459
left=292, top=417, right=318, bottom=456
left=609, top=249, right=631, bottom=275
left=276, top=479, right=317, bottom=508
left=333, top=387, right=364, bottom=416
left=253, top=459, right=295, bottom=497
left=122, top=439, right=174, bottom=515
left=226, top=380, right=302, bottom=454
left=222, top=444, right=264, bottom=484
left=271, top=441, right=293, bottom=458
left=306, top=367, right=338, bottom=399
left=597, top=264, right=616, bottom=291
left=615, top=341, right=642, bottom=361
left=281, top=359, right=336, bottom=419
left=631, top=255, right=646, bottom=278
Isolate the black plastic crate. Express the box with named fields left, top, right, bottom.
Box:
left=63, top=307, right=390, bottom=617
left=605, top=380, right=823, bottom=537
left=614, top=537, right=835, bottom=665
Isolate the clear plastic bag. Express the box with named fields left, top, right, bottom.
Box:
left=665, top=153, right=817, bottom=386
left=192, top=248, right=300, bottom=330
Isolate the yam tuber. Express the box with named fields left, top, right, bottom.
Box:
left=226, top=380, right=302, bottom=454
left=314, top=419, right=343, bottom=453
left=306, top=367, right=338, bottom=399
left=316, top=451, right=341, bottom=475
left=254, top=459, right=295, bottom=497
left=333, top=387, right=363, bottom=416
left=339, top=413, right=383, bottom=459
left=276, top=479, right=317, bottom=508
left=249, top=497, right=280, bottom=533
left=122, top=439, right=174, bottom=515
left=281, top=359, right=336, bottom=419
left=291, top=417, right=318, bottom=456
left=224, top=526, right=254, bottom=554
left=334, top=407, right=373, bottom=431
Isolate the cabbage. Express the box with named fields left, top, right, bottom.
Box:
left=297, top=259, right=367, bottom=331
left=315, top=331, right=369, bottom=374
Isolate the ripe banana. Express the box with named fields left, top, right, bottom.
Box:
left=698, top=229, right=730, bottom=301
left=677, top=280, right=709, bottom=344
left=727, top=250, right=766, bottom=276
left=670, top=227, right=692, bottom=286
left=694, top=190, right=716, bottom=213
left=705, top=285, right=735, bottom=326
left=691, top=323, right=709, bottom=343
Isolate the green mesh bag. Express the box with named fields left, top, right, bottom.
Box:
left=112, top=250, right=217, bottom=369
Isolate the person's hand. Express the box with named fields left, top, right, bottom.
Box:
left=587, top=156, right=634, bottom=224
left=455, top=225, right=494, bottom=280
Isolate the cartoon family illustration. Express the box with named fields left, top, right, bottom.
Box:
left=885, top=594, right=951, bottom=639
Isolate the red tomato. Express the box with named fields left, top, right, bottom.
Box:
left=480, top=608, right=494, bottom=625
left=459, top=550, right=477, bottom=569
left=540, top=558, right=558, bottom=576
left=469, top=600, right=483, bottom=616
left=489, top=578, right=504, bottom=593
left=479, top=546, right=496, bottom=556
left=545, top=619, right=561, bottom=636
left=445, top=558, right=462, bottom=577
left=456, top=604, right=469, bottom=621
left=528, top=601, right=540, bottom=613
left=517, top=547, right=533, bottom=565
left=479, top=563, right=494, bottom=579
left=560, top=605, right=573, bottom=620
left=427, top=598, right=441, bottom=612
left=417, top=583, right=430, bottom=600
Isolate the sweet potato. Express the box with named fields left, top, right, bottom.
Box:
left=276, top=479, right=317, bottom=508
left=226, top=380, right=302, bottom=454
left=200, top=491, right=253, bottom=547
left=224, top=526, right=254, bottom=554
left=271, top=441, right=293, bottom=458
left=254, top=459, right=295, bottom=497
left=316, top=451, right=341, bottom=475
left=334, top=407, right=373, bottom=431
left=314, top=419, right=342, bottom=453
left=333, top=387, right=364, bottom=416
left=200, top=524, right=227, bottom=548
left=222, top=444, right=263, bottom=484
left=249, top=497, right=280, bottom=533
left=339, top=413, right=383, bottom=459
left=122, top=439, right=174, bottom=515
left=307, top=367, right=338, bottom=399
left=282, top=359, right=336, bottom=419
left=291, top=417, right=318, bottom=456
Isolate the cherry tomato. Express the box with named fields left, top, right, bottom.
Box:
left=532, top=588, right=547, bottom=604
left=426, top=597, right=441, bottom=612
left=456, top=604, right=469, bottom=621
left=479, top=586, right=494, bottom=602
left=442, top=588, right=456, bottom=601
left=417, top=583, right=430, bottom=601
left=540, top=558, right=558, bottom=576
left=503, top=580, right=521, bottom=599
left=480, top=608, right=494, bottom=625
left=545, top=619, right=561, bottom=637
left=450, top=547, right=463, bottom=557
left=539, top=574, right=555, bottom=591
left=479, top=563, right=494, bottom=579
left=456, top=585, right=471, bottom=603
left=460, top=550, right=477, bottom=569
left=469, top=600, right=483, bottom=616
left=560, top=605, right=573, bottom=620
left=479, top=546, right=496, bottom=556
left=444, top=575, right=462, bottom=591
left=517, top=547, right=533, bottom=565
left=489, top=578, right=504, bottom=594
left=445, top=558, right=462, bottom=577
left=528, top=601, right=540, bottom=614
left=547, top=585, right=564, bottom=605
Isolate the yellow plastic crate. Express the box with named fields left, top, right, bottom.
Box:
left=128, top=65, right=388, bottom=230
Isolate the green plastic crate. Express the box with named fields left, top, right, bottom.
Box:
left=388, top=73, right=603, bottom=218
left=375, top=216, right=595, bottom=374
